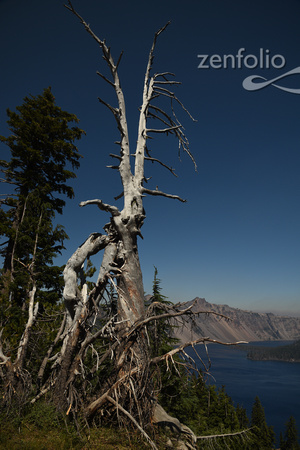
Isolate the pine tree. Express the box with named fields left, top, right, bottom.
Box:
left=148, top=269, right=249, bottom=446
left=0, top=87, right=84, bottom=310
left=149, top=266, right=177, bottom=356
left=251, top=396, right=275, bottom=449
left=148, top=267, right=185, bottom=414
left=281, top=416, right=300, bottom=450
left=236, top=403, right=249, bottom=429
left=0, top=87, right=84, bottom=361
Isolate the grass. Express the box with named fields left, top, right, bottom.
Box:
left=0, top=402, right=152, bottom=449
left=0, top=422, right=152, bottom=449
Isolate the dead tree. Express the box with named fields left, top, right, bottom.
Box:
left=0, top=2, right=248, bottom=447
left=44, top=0, right=198, bottom=417
left=26, top=1, right=195, bottom=429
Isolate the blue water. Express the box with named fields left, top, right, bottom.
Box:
left=186, top=341, right=300, bottom=443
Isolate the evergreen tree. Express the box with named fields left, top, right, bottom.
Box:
left=0, top=88, right=84, bottom=356
left=147, top=267, right=186, bottom=415
left=251, top=396, right=275, bottom=449
left=149, top=266, right=177, bottom=356
left=236, top=403, right=249, bottom=429
left=0, top=87, right=84, bottom=310
left=280, top=432, right=285, bottom=449
left=281, top=416, right=300, bottom=450
left=149, top=269, right=252, bottom=448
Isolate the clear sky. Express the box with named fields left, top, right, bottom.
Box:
left=1, top=0, right=299, bottom=316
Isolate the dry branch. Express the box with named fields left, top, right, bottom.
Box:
left=0, top=330, right=10, bottom=364
left=196, top=427, right=254, bottom=440
left=142, top=187, right=186, bottom=202
left=37, top=313, right=67, bottom=384
left=151, top=337, right=248, bottom=365
left=79, top=199, right=120, bottom=216
left=63, top=232, right=109, bottom=305
left=107, top=395, right=158, bottom=450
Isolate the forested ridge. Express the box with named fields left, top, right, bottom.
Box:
left=246, top=339, right=300, bottom=362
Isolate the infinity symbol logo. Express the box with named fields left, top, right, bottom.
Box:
left=243, top=67, right=300, bottom=94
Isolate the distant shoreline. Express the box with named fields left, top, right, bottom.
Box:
left=238, top=339, right=300, bottom=363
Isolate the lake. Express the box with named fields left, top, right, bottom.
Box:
left=186, top=341, right=300, bottom=444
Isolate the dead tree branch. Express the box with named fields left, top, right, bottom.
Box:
left=196, top=428, right=254, bottom=440
left=0, top=330, right=10, bottom=364
left=37, top=312, right=67, bottom=385
left=142, top=187, right=186, bottom=202
left=65, top=1, right=132, bottom=204
left=79, top=199, right=120, bottom=216
left=63, top=233, right=110, bottom=308
left=107, top=395, right=158, bottom=450
left=151, top=337, right=248, bottom=365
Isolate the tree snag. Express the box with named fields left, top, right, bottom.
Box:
left=0, top=2, right=250, bottom=447
left=35, top=0, right=199, bottom=429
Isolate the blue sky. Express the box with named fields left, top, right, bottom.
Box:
left=1, top=0, right=300, bottom=316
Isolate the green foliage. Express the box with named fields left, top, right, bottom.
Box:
left=247, top=340, right=300, bottom=362
left=250, top=396, right=275, bottom=449
left=0, top=87, right=83, bottom=209
left=0, top=85, right=84, bottom=274
left=0, top=400, right=151, bottom=449
left=0, top=87, right=84, bottom=377
left=0, top=423, right=150, bottom=450
left=148, top=269, right=284, bottom=448
left=23, top=401, right=62, bottom=429
left=0, top=87, right=84, bottom=350
left=280, top=416, right=300, bottom=450
left=236, top=403, right=249, bottom=429
left=152, top=266, right=168, bottom=303
left=161, top=373, right=244, bottom=436
left=148, top=266, right=179, bottom=357
left=149, top=268, right=258, bottom=449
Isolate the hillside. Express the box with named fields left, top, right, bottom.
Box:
left=175, top=297, right=300, bottom=343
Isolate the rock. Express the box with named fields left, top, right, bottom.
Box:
left=153, top=404, right=197, bottom=449
left=175, top=297, right=300, bottom=343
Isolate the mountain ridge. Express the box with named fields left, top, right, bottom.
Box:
left=175, top=297, right=300, bottom=343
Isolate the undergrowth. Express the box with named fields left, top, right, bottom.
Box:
left=0, top=401, right=153, bottom=449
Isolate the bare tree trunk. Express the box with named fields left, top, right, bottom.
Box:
left=37, top=312, right=66, bottom=387
left=31, top=0, right=196, bottom=434
left=114, top=222, right=145, bottom=327
left=0, top=210, right=42, bottom=405
left=15, top=283, right=38, bottom=370
left=1, top=195, right=28, bottom=304
left=14, top=210, right=42, bottom=370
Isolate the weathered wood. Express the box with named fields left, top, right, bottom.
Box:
left=153, top=404, right=197, bottom=448
left=31, top=0, right=197, bottom=437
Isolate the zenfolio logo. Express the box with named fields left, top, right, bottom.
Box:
left=197, top=48, right=300, bottom=94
